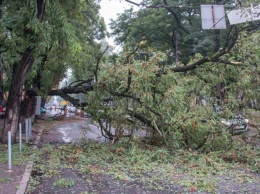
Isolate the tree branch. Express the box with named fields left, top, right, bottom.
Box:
left=171, top=27, right=239, bottom=72
left=94, top=46, right=109, bottom=83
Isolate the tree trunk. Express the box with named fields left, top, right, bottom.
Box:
left=0, top=54, right=4, bottom=105
left=0, top=0, right=45, bottom=143
left=1, top=48, right=34, bottom=143
left=0, top=0, right=4, bottom=105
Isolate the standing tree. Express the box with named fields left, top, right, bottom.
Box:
left=1, top=0, right=47, bottom=143
left=0, top=0, right=106, bottom=143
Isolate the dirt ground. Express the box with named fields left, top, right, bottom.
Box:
left=0, top=111, right=259, bottom=194
left=0, top=163, right=26, bottom=194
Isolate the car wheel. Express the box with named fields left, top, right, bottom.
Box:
left=229, top=127, right=234, bottom=135
left=245, top=124, right=250, bottom=132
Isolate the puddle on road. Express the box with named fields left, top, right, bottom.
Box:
left=57, top=122, right=105, bottom=143
left=55, top=121, right=147, bottom=144
left=58, top=127, right=73, bottom=143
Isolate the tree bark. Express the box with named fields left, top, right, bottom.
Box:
left=1, top=48, right=34, bottom=143
left=0, top=0, right=4, bottom=105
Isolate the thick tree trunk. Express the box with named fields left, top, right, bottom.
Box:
left=26, top=83, right=93, bottom=108
left=0, top=0, right=45, bottom=143
left=1, top=48, right=34, bottom=143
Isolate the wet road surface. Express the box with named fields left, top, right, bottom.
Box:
left=39, top=109, right=148, bottom=145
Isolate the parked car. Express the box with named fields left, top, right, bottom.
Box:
left=67, top=106, right=77, bottom=113
left=40, top=107, right=46, bottom=115
left=221, top=115, right=249, bottom=135
left=215, top=106, right=249, bottom=135
left=0, top=105, right=6, bottom=118
left=75, top=109, right=91, bottom=118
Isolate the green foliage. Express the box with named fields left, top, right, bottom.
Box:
left=0, top=0, right=106, bottom=95
left=26, top=176, right=40, bottom=192
left=84, top=51, right=237, bottom=150
left=224, top=32, right=260, bottom=108
left=85, top=26, right=260, bottom=149
left=110, top=0, right=236, bottom=63
left=53, top=178, right=75, bottom=187
left=82, top=0, right=258, bottom=151
left=221, top=144, right=260, bottom=173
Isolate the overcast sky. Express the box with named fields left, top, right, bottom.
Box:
left=99, top=0, right=141, bottom=31
left=99, top=0, right=142, bottom=50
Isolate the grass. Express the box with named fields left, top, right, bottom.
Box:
left=0, top=143, right=34, bottom=164
left=0, top=178, right=14, bottom=183
left=53, top=178, right=74, bottom=187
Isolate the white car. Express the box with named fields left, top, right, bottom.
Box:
left=67, top=106, right=77, bottom=113
left=221, top=115, right=249, bottom=135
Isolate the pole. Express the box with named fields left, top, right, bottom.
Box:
left=29, top=117, right=32, bottom=137
left=8, top=131, right=11, bottom=171
left=19, top=123, right=22, bottom=153
left=26, top=118, right=29, bottom=143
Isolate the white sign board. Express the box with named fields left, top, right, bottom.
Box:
left=227, top=8, right=260, bottom=25
left=35, top=96, right=41, bottom=115
left=201, top=5, right=227, bottom=29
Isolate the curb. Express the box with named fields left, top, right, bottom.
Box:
left=16, top=128, right=43, bottom=194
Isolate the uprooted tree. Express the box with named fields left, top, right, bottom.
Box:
left=83, top=33, right=259, bottom=151
left=88, top=0, right=259, bottom=150
left=26, top=29, right=259, bottom=151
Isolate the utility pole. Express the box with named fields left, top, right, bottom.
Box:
left=213, top=0, right=221, bottom=53
left=214, top=0, right=224, bottom=105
